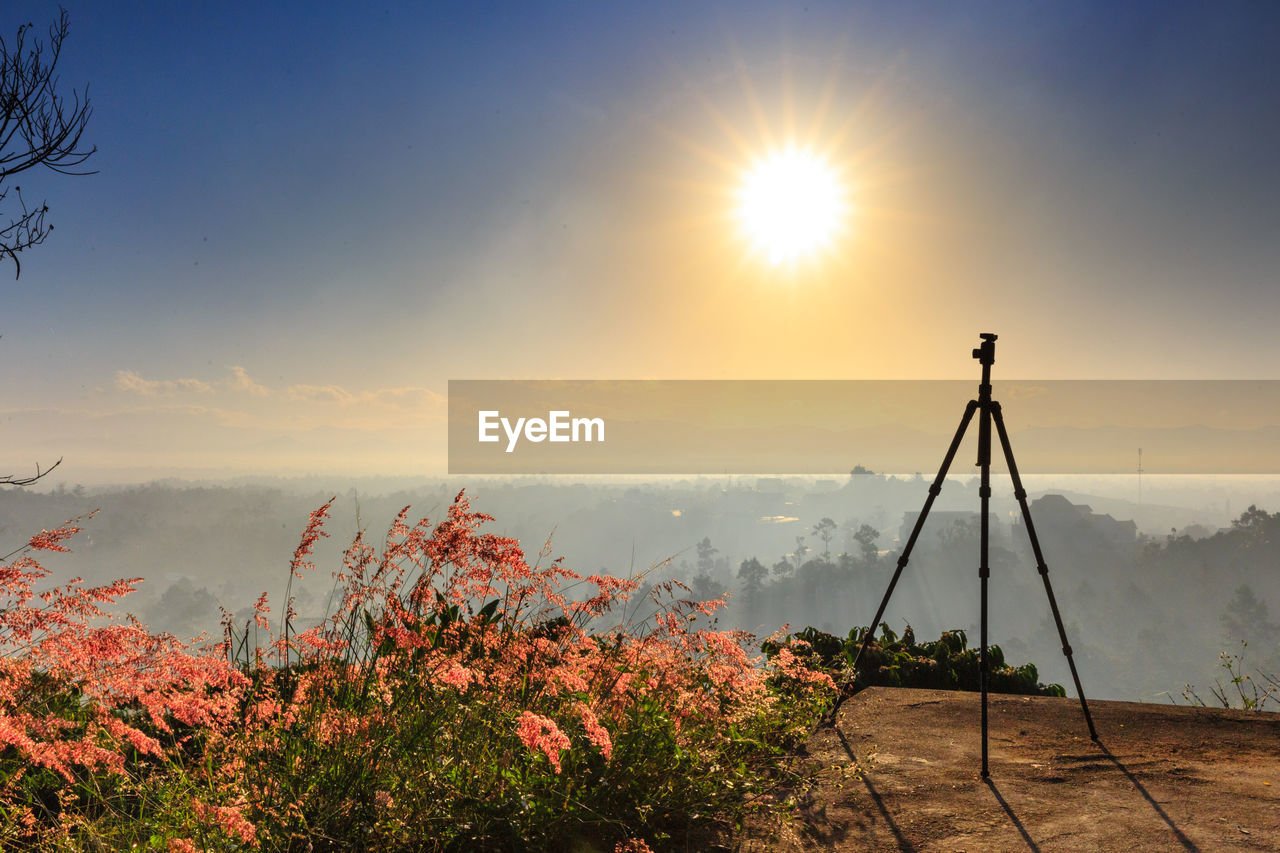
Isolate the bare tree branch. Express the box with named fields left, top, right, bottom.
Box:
left=0, top=7, right=95, bottom=277
left=0, top=456, right=62, bottom=486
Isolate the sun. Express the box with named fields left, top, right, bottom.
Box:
left=737, top=147, right=848, bottom=265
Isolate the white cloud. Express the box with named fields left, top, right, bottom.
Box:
left=114, top=369, right=213, bottom=396
left=108, top=369, right=444, bottom=435
left=286, top=384, right=353, bottom=405
left=285, top=384, right=444, bottom=409
left=225, top=366, right=270, bottom=397
left=114, top=366, right=273, bottom=399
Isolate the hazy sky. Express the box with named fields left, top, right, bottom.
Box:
left=2, top=1, right=1279, bottom=480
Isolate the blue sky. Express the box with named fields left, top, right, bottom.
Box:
left=2, top=1, right=1279, bottom=480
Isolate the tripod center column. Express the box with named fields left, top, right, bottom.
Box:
left=972, top=332, right=997, bottom=778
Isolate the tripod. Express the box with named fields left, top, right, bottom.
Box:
left=848, top=333, right=1097, bottom=778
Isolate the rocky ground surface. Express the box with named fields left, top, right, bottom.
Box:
left=738, top=686, right=1280, bottom=852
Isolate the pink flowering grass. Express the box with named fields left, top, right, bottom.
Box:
left=214, top=490, right=836, bottom=850
left=0, top=493, right=835, bottom=851
left=0, top=515, right=252, bottom=850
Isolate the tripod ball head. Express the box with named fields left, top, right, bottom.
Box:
left=972, top=332, right=998, bottom=366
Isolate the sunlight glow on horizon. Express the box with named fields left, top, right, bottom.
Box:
left=737, top=147, right=848, bottom=265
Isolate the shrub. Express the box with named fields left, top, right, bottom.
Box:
left=764, top=623, right=1066, bottom=698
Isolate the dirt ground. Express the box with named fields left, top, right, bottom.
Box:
left=737, top=687, right=1280, bottom=852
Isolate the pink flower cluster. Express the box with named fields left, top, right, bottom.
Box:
left=575, top=702, right=613, bottom=760
left=516, top=710, right=572, bottom=773
left=191, top=799, right=257, bottom=845
left=615, top=839, right=654, bottom=853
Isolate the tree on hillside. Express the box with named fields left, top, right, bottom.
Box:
left=1230, top=505, right=1277, bottom=548
left=690, top=537, right=724, bottom=606
left=695, top=536, right=718, bottom=575
left=737, top=557, right=768, bottom=600
left=812, top=517, right=836, bottom=559
left=852, top=523, right=880, bottom=564
left=1, top=7, right=96, bottom=278
left=1220, top=584, right=1279, bottom=648
left=790, top=534, right=809, bottom=570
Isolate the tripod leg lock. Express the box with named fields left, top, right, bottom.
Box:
left=1062, top=644, right=1073, bottom=656
left=1013, top=487, right=1027, bottom=500
left=979, top=565, right=990, bottom=579
left=928, top=483, right=942, bottom=496
left=896, top=555, right=909, bottom=569
left=1036, top=562, right=1049, bottom=576
left=979, top=485, right=991, bottom=498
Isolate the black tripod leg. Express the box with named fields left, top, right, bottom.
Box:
left=979, top=399, right=992, bottom=777
left=991, top=401, right=1099, bottom=741
left=846, top=400, right=980, bottom=683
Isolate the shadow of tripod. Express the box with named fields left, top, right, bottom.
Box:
left=842, top=333, right=1098, bottom=778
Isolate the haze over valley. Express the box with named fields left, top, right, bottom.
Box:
left=14, top=470, right=1279, bottom=706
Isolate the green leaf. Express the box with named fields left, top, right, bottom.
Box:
left=478, top=597, right=501, bottom=624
